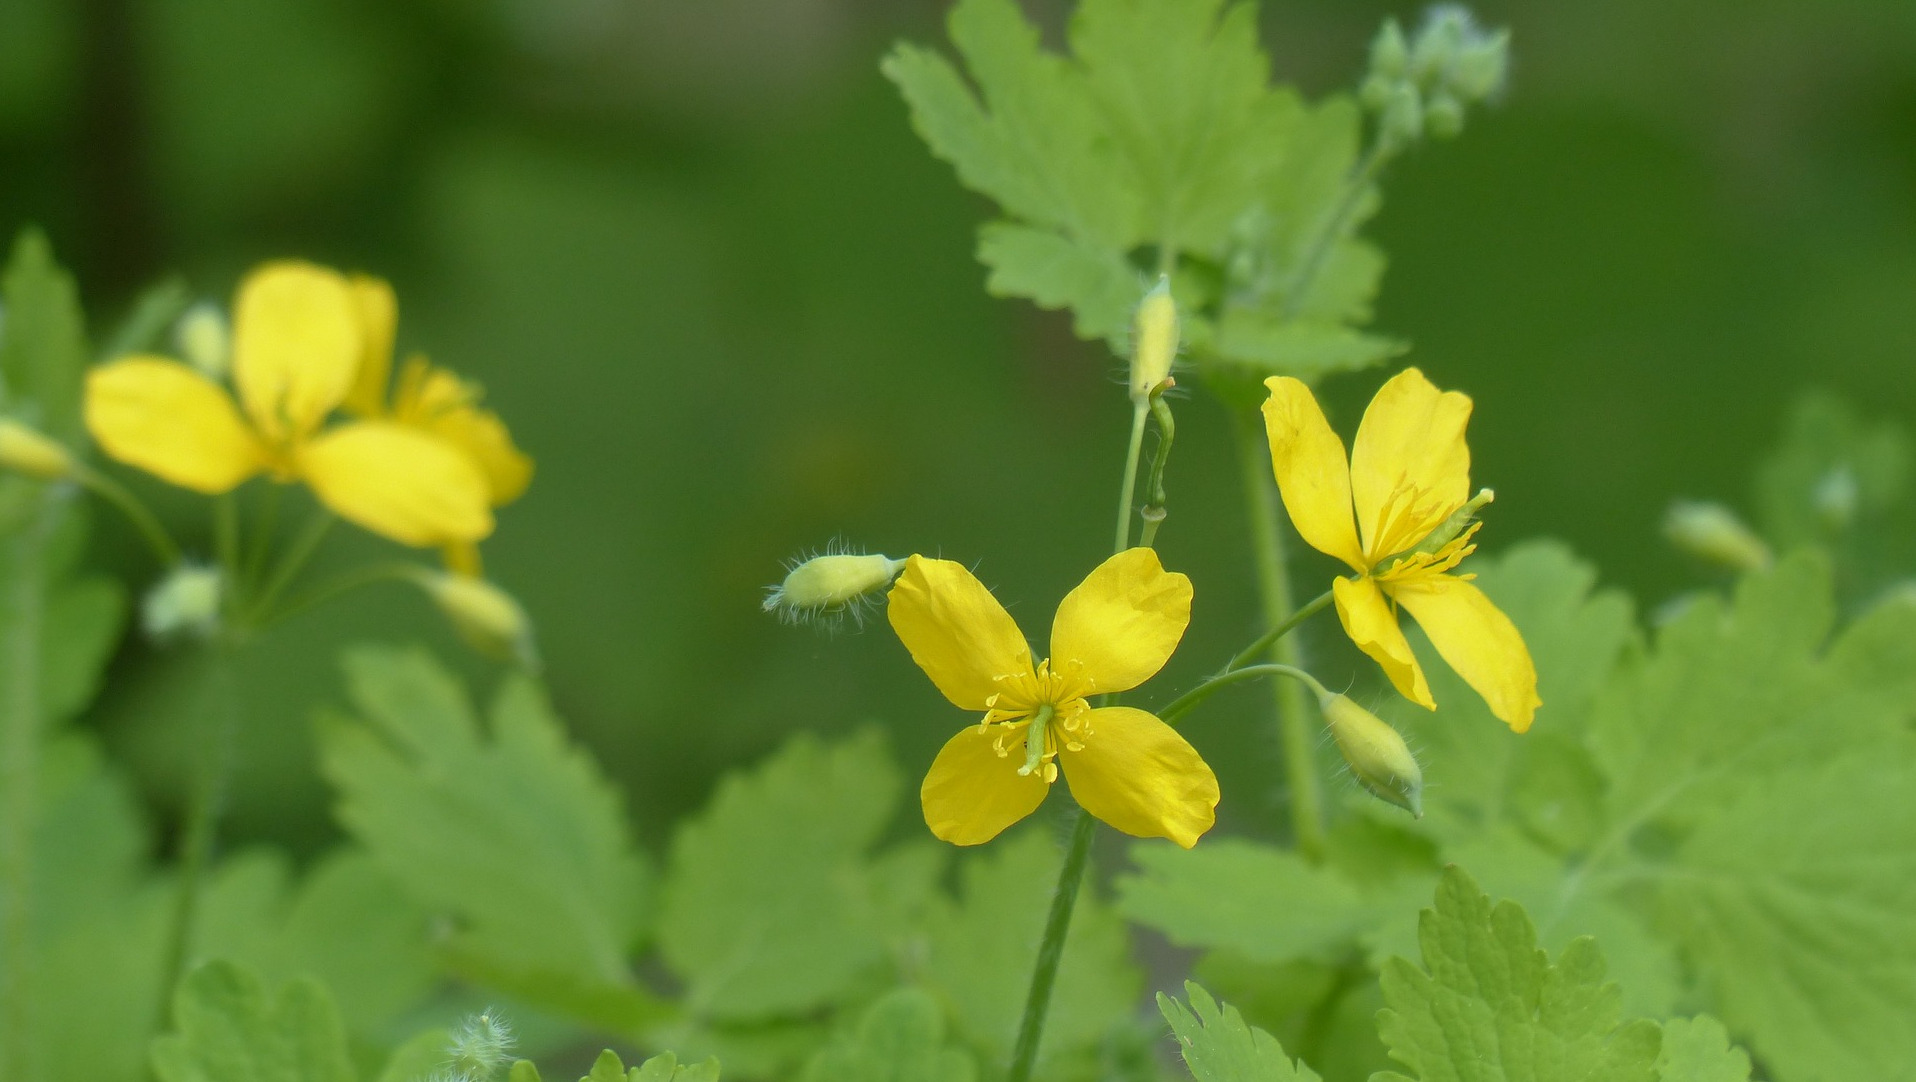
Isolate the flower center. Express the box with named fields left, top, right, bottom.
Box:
left=1365, top=475, right=1462, bottom=567
left=979, top=657, right=1093, bottom=784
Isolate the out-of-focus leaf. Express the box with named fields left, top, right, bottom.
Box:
left=799, top=988, right=975, bottom=1082
left=150, top=960, right=357, bottom=1082
left=0, top=227, right=89, bottom=437
left=318, top=646, right=655, bottom=1027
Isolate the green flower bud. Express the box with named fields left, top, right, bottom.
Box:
left=445, top=1010, right=516, bottom=1082
left=1320, top=692, right=1423, bottom=818
left=1409, top=7, right=1468, bottom=84
left=1367, top=18, right=1410, bottom=81
left=0, top=419, right=75, bottom=480
left=413, top=571, right=540, bottom=670
left=1359, top=73, right=1396, bottom=113
left=1448, top=31, right=1511, bottom=102
left=1380, top=82, right=1424, bottom=146
left=763, top=550, right=906, bottom=628
left=1129, top=277, right=1179, bottom=404
left=1813, top=465, right=1858, bottom=534
left=1663, top=501, right=1772, bottom=572
left=175, top=301, right=231, bottom=380
left=1424, top=91, right=1465, bottom=139
left=141, top=564, right=223, bottom=642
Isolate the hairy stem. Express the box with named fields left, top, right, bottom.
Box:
left=1159, top=662, right=1326, bottom=727
left=1232, top=408, right=1325, bottom=859
left=1113, top=404, right=1149, bottom=553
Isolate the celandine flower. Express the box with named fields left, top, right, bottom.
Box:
left=1262, top=368, right=1540, bottom=731
left=887, top=548, right=1219, bottom=848
left=85, top=261, right=492, bottom=547
left=342, top=276, right=533, bottom=573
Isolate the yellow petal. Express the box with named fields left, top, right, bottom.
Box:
left=1261, top=377, right=1365, bottom=571
left=231, top=261, right=361, bottom=442
left=886, top=556, right=1033, bottom=711
left=920, top=722, right=1051, bottom=846
left=83, top=357, right=264, bottom=493
left=1390, top=574, right=1541, bottom=733
left=296, top=420, right=493, bottom=546
left=1049, top=547, right=1191, bottom=696
left=1059, top=707, right=1218, bottom=848
left=1333, top=574, right=1432, bottom=710
left=1349, top=368, right=1473, bottom=559
left=343, top=274, right=397, bottom=417
left=428, top=404, right=533, bottom=506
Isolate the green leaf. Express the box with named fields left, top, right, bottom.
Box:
left=1157, top=981, right=1321, bottom=1081
left=800, top=988, right=975, bottom=1082
left=150, top=960, right=357, bottom=1082
left=1372, top=867, right=1661, bottom=1082
left=920, top=827, right=1140, bottom=1068
left=574, top=1049, right=720, bottom=1082
left=373, top=1028, right=452, bottom=1082
left=884, top=0, right=1396, bottom=381
left=657, top=729, right=907, bottom=1023
left=317, top=646, right=655, bottom=1025
left=1654, top=1017, right=1752, bottom=1082
left=0, top=227, right=89, bottom=437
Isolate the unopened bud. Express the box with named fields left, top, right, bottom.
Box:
left=1414, top=487, right=1494, bottom=555
left=141, top=564, right=223, bottom=642
left=413, top=571, right=539, bottom=670
left=1129, top=278, right=1178, bottom=404
left=445, top=1010, right=516, bottom=1082
left=1410, top=6, right=1471, bottom=84
left=1424, top=92, right=1465, bottom=139
left=1380, top=82, right=1424, bottom=146
left=764, top=550, right=905, bottom=628
left=1448, top=31, right=1510, bottom=102
left=1320, top=693, right=1423, bottom=817
left=1664, top=501, right=1772, bottom=572
left=0, top=419, right=75, bottom=480
left=175, top=302, right=231, bottom=380
left=1812, top=465, right=1858, bottom=534
left=1368, top=18, right=1410, bottom=81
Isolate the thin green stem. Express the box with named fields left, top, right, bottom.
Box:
left=74, top=466, right=180, bottom=565
left=1113, top=404, right=1150, bottom=553
left=213, top=492, right=239, bottom=584
left=1005, top=808, right=1097, bottom=1082
left=0, top=492, right=58, bottom=1082
left=156, top=645, right=242, bottom=1020
left=1229, top=589, right=1333, bottom=672
left=241, top=483, right=280, bottom=593
left=246, top=510, right=334, bottom=625
left=1138, top=397, right=1176, bottom=549
left=1232, top=408, right=1326, bottom=859
left=1279, top=134, right=1390, bottom=321
left=1159, top=663, right=1326, bottom=727
left=252, top=561, right=420, bottom=633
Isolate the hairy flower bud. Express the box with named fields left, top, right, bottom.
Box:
left=764, top=550, right=905, bottom=628
left=175, top=301, right=231, bottom=380
left=414, top=571, right=539, bottom=669
left=1129, top=278, right=1178, bottom=404
left=1664, top=500, right=1772, bottom=573
left=0, top=419, right=75, bottom=480
left=141, top=564, right=223, bottom=642
left=1320, top=692, right=1423, bottom=817
left=1367, top=18, right=1410, bottom=81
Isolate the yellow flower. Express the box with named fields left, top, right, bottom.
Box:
left=85, top=261, right=492, bottom=547
left=888, top=548, right=1219, bottom=848
left=342, top=276, right=532, bottom=574
left=1261, top=367, right=1540, bottom=732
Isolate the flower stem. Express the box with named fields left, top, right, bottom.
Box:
left=1138, top=397, right=1176, bottom=549
left=1231, top=408, right=1326, bottom=860
left=1158, top=663, right=1327, bottom=727
left=1004, top=807, right=1098, bottom=1082
left=1113, top=403, right=1149, bottom=553
left=247, top=510, right=334, bottom=625
left=1229, top=589, right=1332, bottom=672
left=156, top=643, right=242, bottom=1019
left=0, top=492, right=59, bottom=1082
left=74, top=465, right=180, bottom=566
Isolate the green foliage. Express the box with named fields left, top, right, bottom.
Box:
left=657, top=729, right=906, bottom=1022
left=575, top=1048, right=721, bottom=1082
left=1158, top=981, right=1320, bottom=1082
left=1372, top=867, right=1661, bottom=1082
left=150, top=961, right=357, bottom=1082
left=799, top=988, right=975, bottom=1082
left=883, top=0, right=1402, bottom=384
left=0, top=228, right=88, bottom=438
left=1121, top=541, right=1916, bottom=1082
left=317, top=646, right=657, bottom=1028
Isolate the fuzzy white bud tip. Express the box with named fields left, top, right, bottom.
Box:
left=141, top=565, right=224, bottom=643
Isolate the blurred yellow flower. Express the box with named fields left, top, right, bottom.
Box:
left=1261, top=367, right=1540, bottom=732
left=85, top=261, right=492, bottom=547
left=887, top=548, right=1218, bottom=848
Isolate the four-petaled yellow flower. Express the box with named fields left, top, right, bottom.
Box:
left=85, top=261, right=495, bottom=548
left=339, top=275, right=533, bottom=572
left=1262, top=368, right=1540, bottom=732
left=888, top=548, right=1219, bottom=848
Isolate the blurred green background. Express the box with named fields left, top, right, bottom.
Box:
left=4, top=0, right=1914, bottom=855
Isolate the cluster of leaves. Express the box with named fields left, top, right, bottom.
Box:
left=883, top=0, right=1405, bottom=394
left=1119, top=536, right=1916, bottom=1080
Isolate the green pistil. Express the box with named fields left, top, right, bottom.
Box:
left=1017, top=703, right=1056, bottom=776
